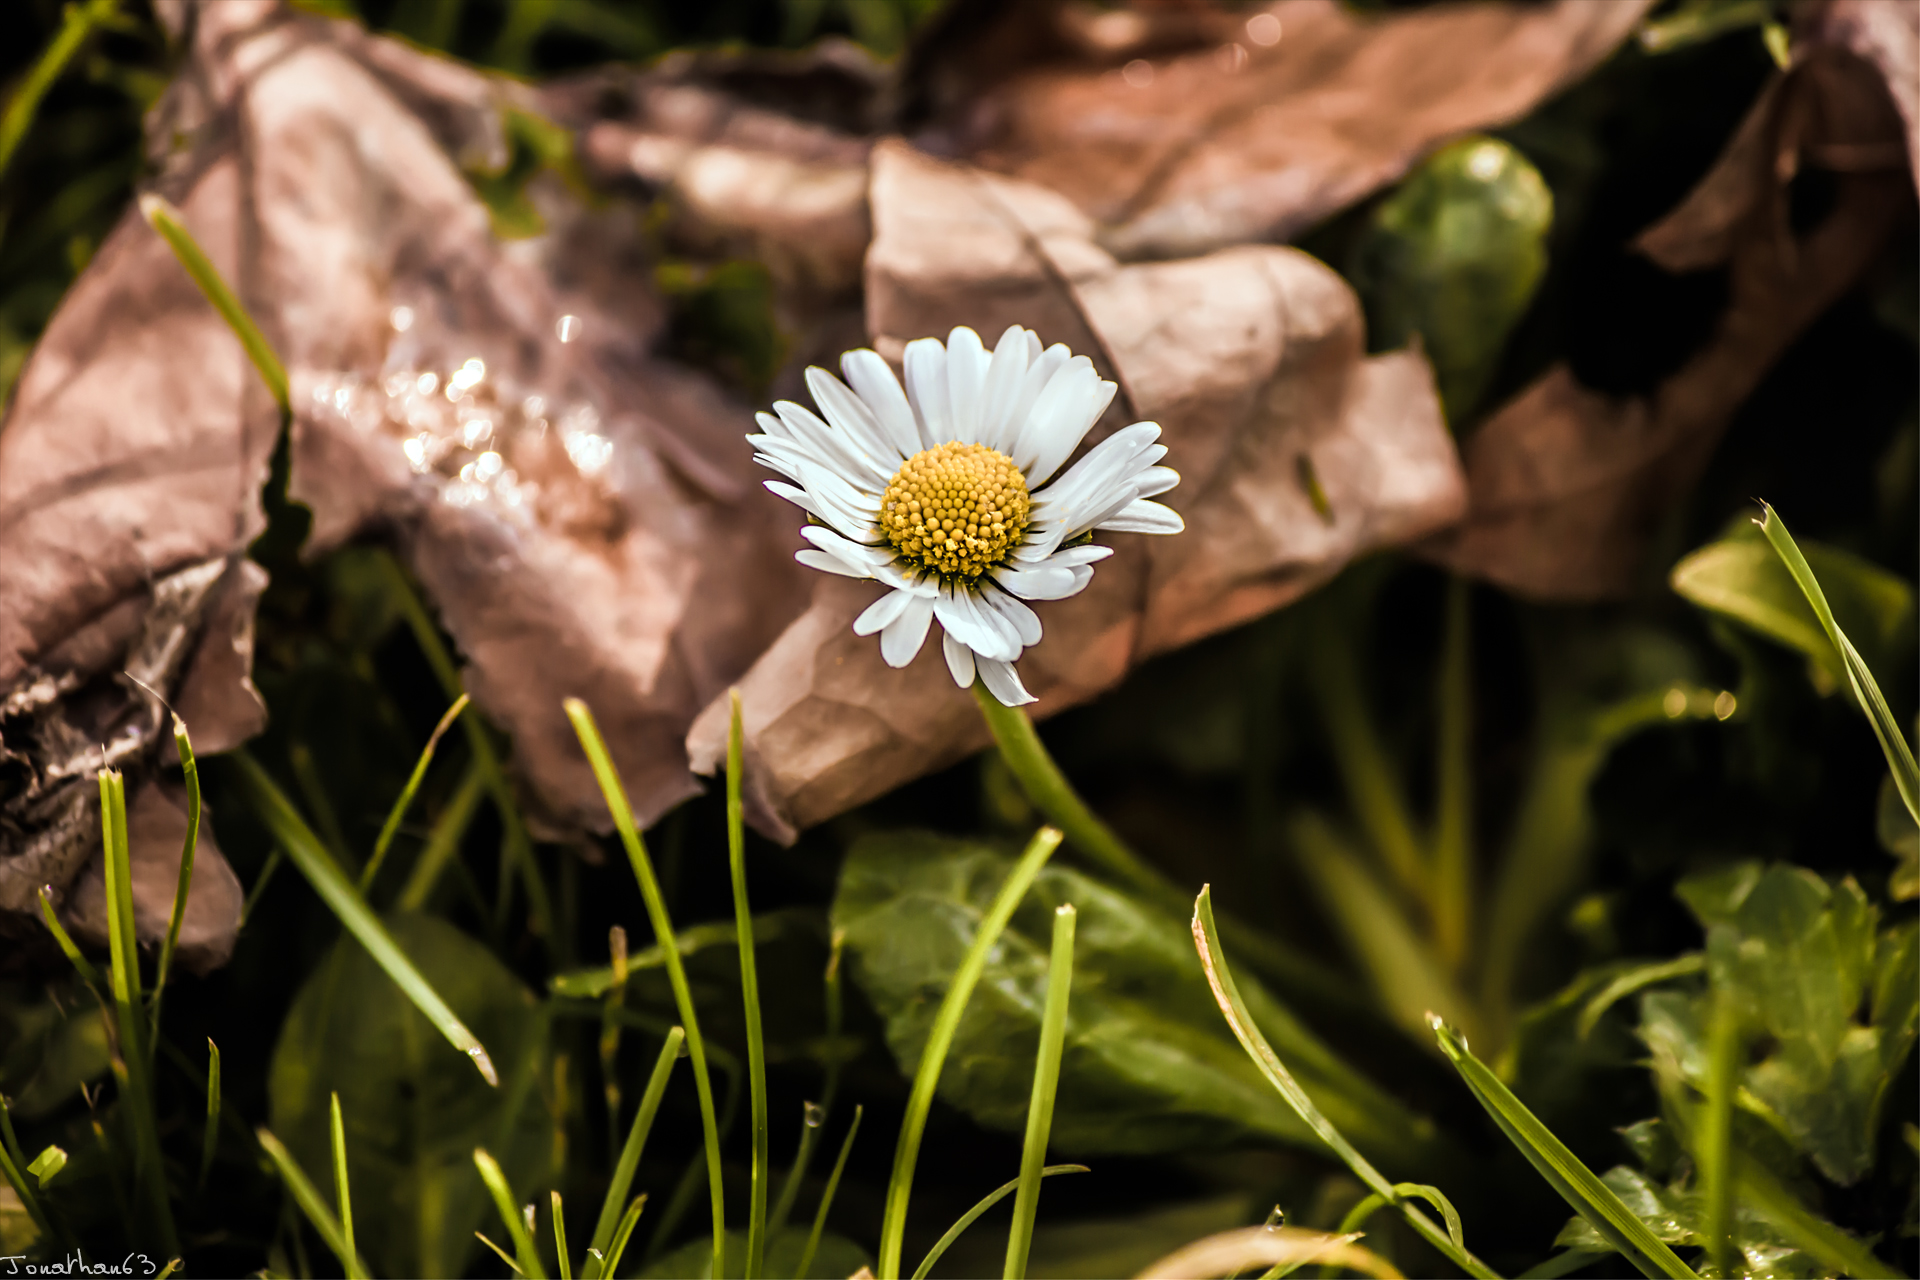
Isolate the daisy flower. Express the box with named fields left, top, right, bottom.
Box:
left=749, top=325, right=1183, bottom=706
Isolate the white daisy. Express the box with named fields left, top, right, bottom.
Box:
left=750, top=325, right=1183, bottom=706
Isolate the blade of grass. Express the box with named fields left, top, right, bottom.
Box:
left=1005, top=904, right=1076, bottom=1280
left=99, top=769, right=176, bottom=1257
left=1192, top=888, right=1499, bottom=1280
left=584, top=1027, right=683, bottom=1280
left=1432, top=575, right=1473, bottom=972
left=725, top=690, right=772, bottom=1280
left=600, top=925, right=630, bottom=1166
left=0, top=0, right=118, bottom=183
left=476, top=1146, right=548, bottom=1280
left=878, top=824, right=1063, bottom=1279
left=396, top=758, right=487, bottom=912
left=257, top=1126, right=369, bottom=1279
left=477, top=1230, right=526, bottom=1276
left=969, top=683, right=1360, bottom=1004
left=362, top=693, right=469, bottom=893
left=200, top=1038, right=221, bottom=1191
left=770, top=929, right=847, bottom=1235
left=240, top=847, right=283, bottom=927
left=551, top=910, right=818, bottom=999
left=150, top=714, right=200, bottom=1036
left=1306, top=624, right=1428, bottom=900
left=796, top=1105, right=862, bottom=1280
left=1427, top=1013, right=1696, bottom=1279
left=230, top=751, right=498, bottom=1085
left=1757, top=502, right=1920, bottom=822
left=385, top=551, right=551, bottom=937
left=139, top=194, right=287, bottom=412
left=0, top=1096, right=55, bottom=1247
left=1575, top=956, right=1705, bottom=1040
left=36, top=885, right=103, bottom=992
left=566, top=698, right=725, bottom=1280
left=907, top=1166, right=1088, bottom=1280
left=330, top=1093, right=355, bottom=1270
left=1699, top=989, right=1737, bottom=1280
left=598, top=1194, right=648, bottom=1280
left=553, top=1191, right=572, bottom=1280
left=1733, top=1154, right=1897, bottom=1279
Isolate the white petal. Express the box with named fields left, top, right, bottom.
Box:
left=934, top=582, right=1017, bottom=661
left=977, top=656, right=1036, bottom=706
left=1098, top=499, right=1185, bottom=534
left=1028, top=371, right=1117, bottom=486
left=853, top=587, right=915, bottom=636
left=764, top=479, right=821, bottom=519
left=1066, top=564, right=1096, bottom=595
left=755, top=409, right=795, bottom=441
left=796, top=549, right=869, bottom=578
left=800, top=524, right=890, bottom=567
left=1040, top=422, right=1163, bottom=509
left=983, top=585, right=1042, bottom=647
left=842, top=348, right=921, bottom=458
left=904, top=337, right=949, bottom=447
left=978, top=326, right=1032, bottom=453
left=1025, top=543, right=1113, bottom=569
left=879, top=592, right=935, bottom=667
left=992, top=564, right=1080, bottom=601
left=1009, top=357, right=1089, bottom=475
left=807, top=366, right=905, bottom=469
left=942, top=631, right=977, bottom=687
left=1132, top=465, right=1180, bottom=499
left=944, top=326, right=989, bottom=445
left=776, top=400, right=890, bottom=487
left=1007, top=344, right=1070, bottom=454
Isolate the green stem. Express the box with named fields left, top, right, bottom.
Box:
left=770, top=930, right=846, bottom=1235
left=1700, top=990, right=1738, bottom=1279
left=330, top=1093, right=355, bottom=1270
left=1305, top=627, right=1427, bottom=900
left=877, top=825, right=1062, bottom=1279
left=797, top=1106, right=862, bottom=1280
left=1431, top=577, right=1473, bottom=974
left=566, top=699, right=726, bottom=1280
left=1004, top=905, right=1076, bottom=1280
left=916, top=1167, right=1088, bottom=1280
left=969, top=682, right=1360, bottom=1004
left=139, top=194, right=287, bottom=413
left=584, top=1027, right=682, bottom=1280
left=363, top=694, right=469, bottom=894
left=0, top=0, right=118, bottom=185
left=151, top=716, right=200, bottom=1039
left=727, top=691, right=771, bottom=1280
left=396, top=760, right=487, bottom=912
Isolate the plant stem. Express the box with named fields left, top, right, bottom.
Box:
left=877, top=825, right=1062, bottom=1279
left=1432, top=576, right=1473, bottom=973
left=771, top=929, right=846, bottom=1235
left=363, top=693, right=469, bottom=894
left=728, top=691, right=772, bottom=1280
left=1005, top=905, right=1076, bottom=1280
left=584, top=1027, right=682, bottom=1279
left=798, top=1106, right=863, bottom=1280
left=151, top=715, right=200, bottom=1038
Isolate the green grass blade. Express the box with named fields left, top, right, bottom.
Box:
left=1427, top=1014, right=1696, bottom=1279
left=200, top=1038, right=221, bottom=1191
left=362, top=693, right=469, bottom=894
left=396, top=759, right=487, bottom=912
left=330, top=1093, right=355, bottom=1270
left=1005, top=905, right=1076, bottom=1280
left=1192, top=887, right=1498, bottom=1279
left=585, top=1026, right=683, bottom=1279
left=1432, top=575, right=1474, bottom=971
left=386, top=552, right=551, bottom=938
left=476, top=1146, right=548, bottom=1280
left=906, top=1166, right=1088, bottom=1280
left=878, top=825, right=1062, bottom=1279
left=36, top=885, right=103, bottom=990
left=725, top=690, right=772, bottom=1280
left=0, top=1096, right=56, bottom=1246
left=257, top=1126, right=369, bottom=1279
left=1699, top=991, right=1737, bottom=1279
left=230, top=751, right=498, bottom=1084
left=797, top=1105, right=862, bottom=1280
left=477, top=1230, right=526, bottom=1276
left=553, top=1190, right=572, bottom=1280
left=99, top=769, right=177, bottom=1257
left=0, top=0, right=116, bottom=183
left=770, top=929, right=846, bottom=1236
left=1734, top=1155, right=1897, bottom=1279
left=240, top=847, right=283, bottom=927
left=566, top=698, right=725, bottom=1280
left=1758, top=502, right=1920, bottom=823
left=970, top=682, right=1357, bottom=1002
left=1306, top=624, right=1428, bottom=899
left=600, top=925, right=630, bottom=1170
left=138, top=194, right=288, bottom=412
left=1575, top=955, right=1705, bottom=1040
left=26, top=1145, right=66, bottom=1187
left=599, top=1194, right=648, bottom=1280
left=151, top=715, right=200, bottom=1035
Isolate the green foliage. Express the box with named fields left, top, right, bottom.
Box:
left=0, top=990, right=110, bottom=1121
left=1350, top=135, right=1553, bottom=422
left=833, top=831, right=1422, bottom=1158
left=638, top=1226, right=871, bottom=1279
left=268, top=914, right=554, bottom=1278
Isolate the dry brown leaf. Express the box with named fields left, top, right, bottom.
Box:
left=1427, top=38, right=1914, bottom=601
left=908, top=0, right=1652, bottom=260
left=686, top=140, right=1463, bottom=840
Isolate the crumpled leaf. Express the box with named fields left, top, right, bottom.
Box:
left=830, top=830, right=1434, bottom=1161
left=1428, top=27, right=1915, bottom=600
left=269, top=912, right=553, bottom=1279
left=902, top=0, right=1647, bottom=261
left=689, top=140, right=1464, bottom=837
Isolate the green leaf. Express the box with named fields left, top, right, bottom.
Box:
left=269, top=914, right=553, bottom=1278
left=1430, top=1015, right=1700, bottom=1279
left=637, top=1228, right=871, bottom=1279
left=1671, top=523, right=1915, bottom=702
left=1350, top=134, right=1553, bottom=421
left=832, top=832, right=1424, bottom=1159
left=0, top=990, right=111, bottom=1120
left=24, top=1145, right=64, bottom=1188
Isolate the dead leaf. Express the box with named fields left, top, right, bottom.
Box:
left=906, top=0, right=1652, bottom=260
left=1427, top=38, right=1914, bottom=600
left=686, top=140, right=1464, bottom=839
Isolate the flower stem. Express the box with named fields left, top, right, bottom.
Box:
left=968, top=683, right=1361, bottom=1003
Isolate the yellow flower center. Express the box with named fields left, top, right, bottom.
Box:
left=880, top=441, right=1031, bottom=581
